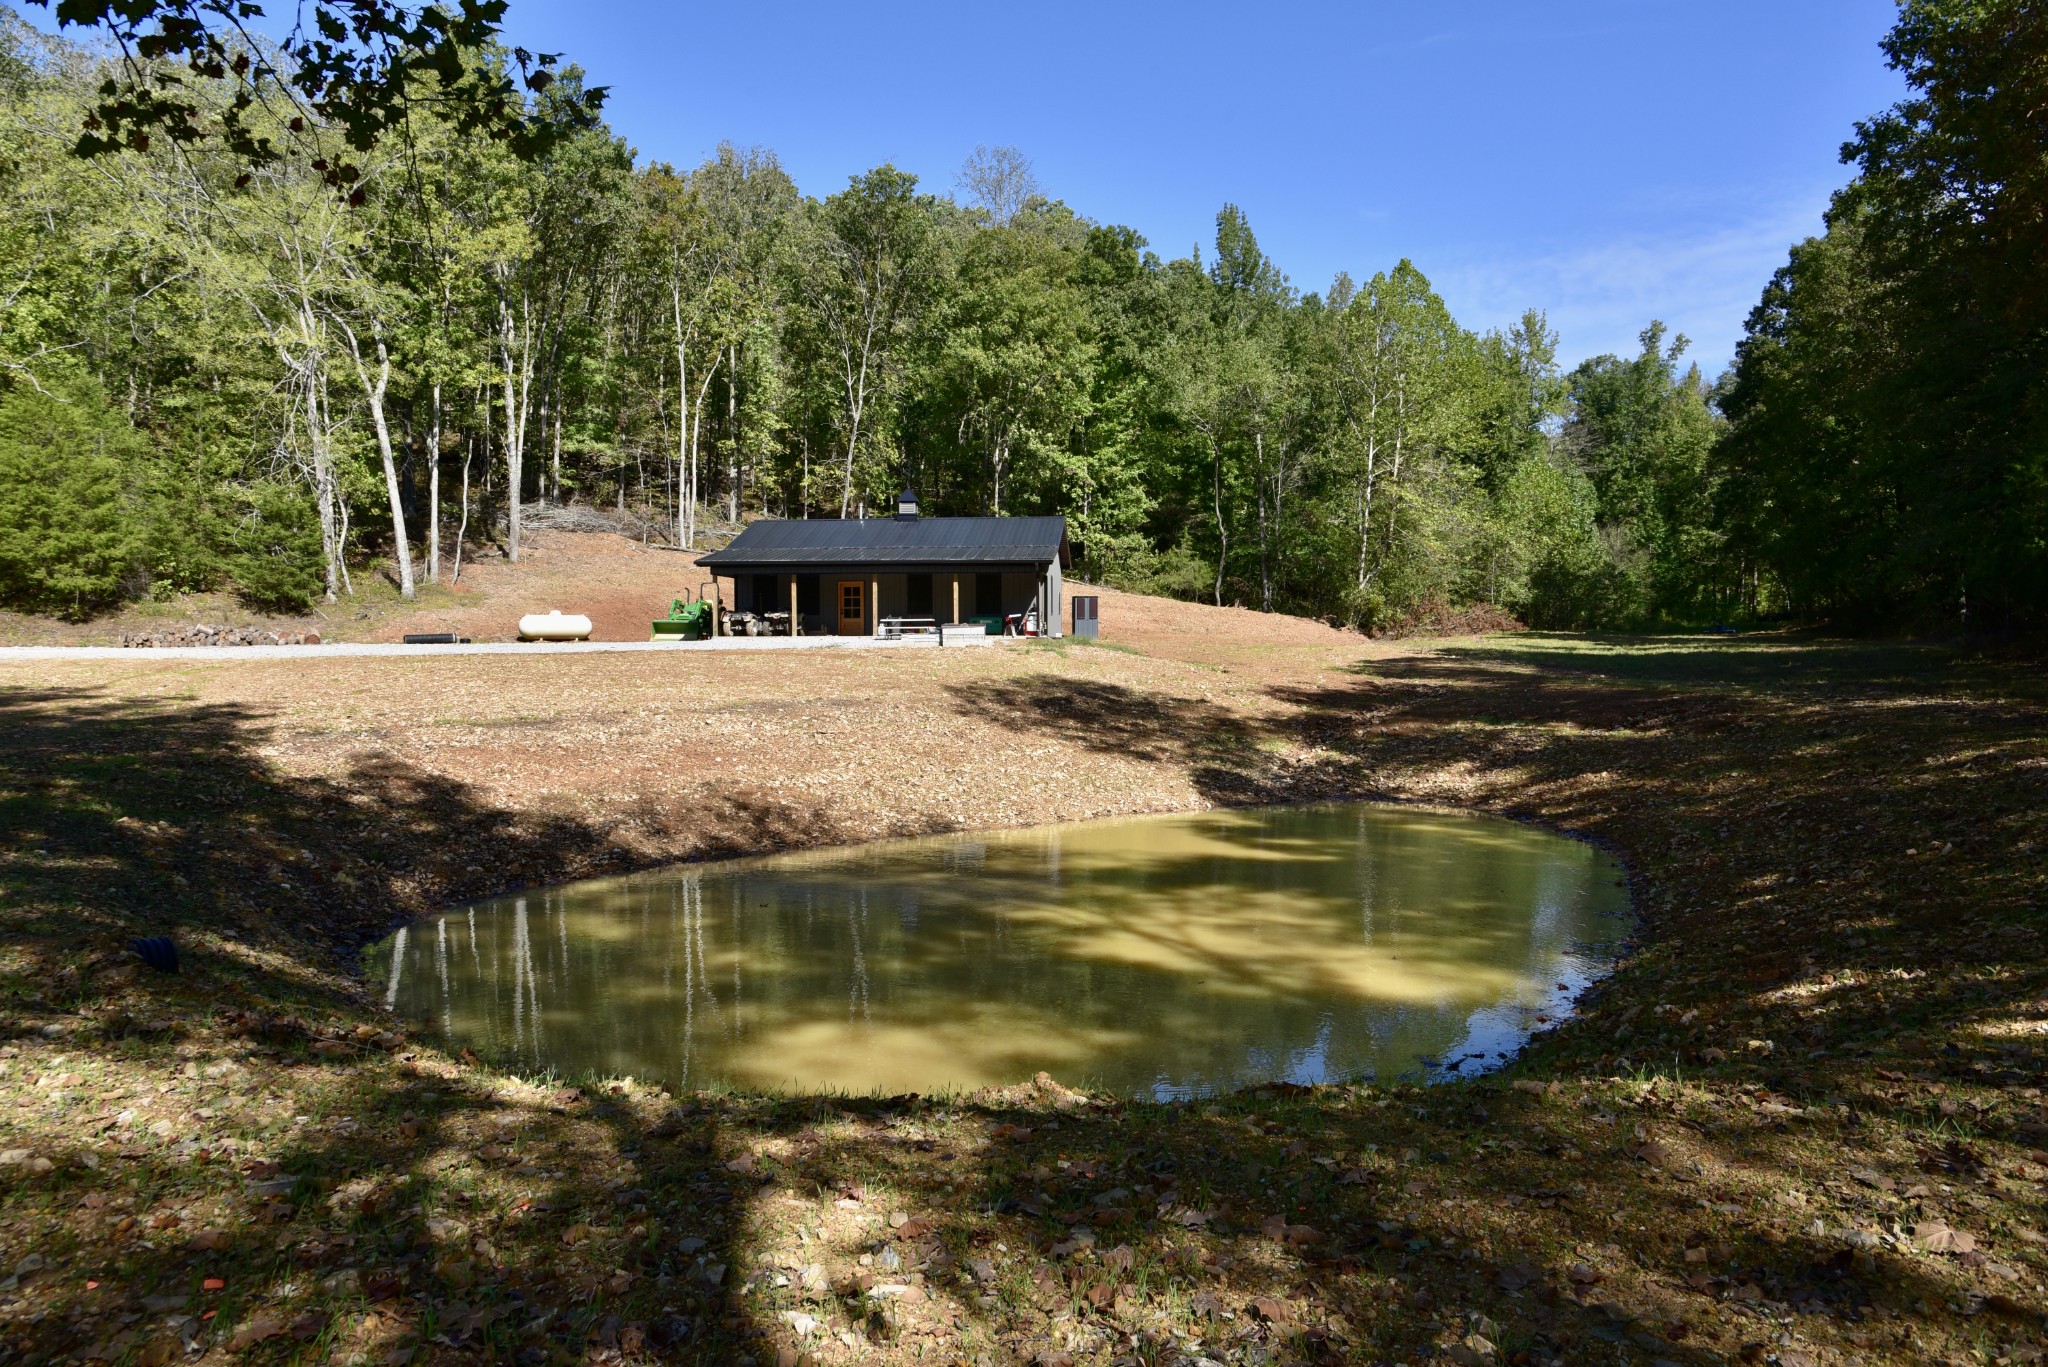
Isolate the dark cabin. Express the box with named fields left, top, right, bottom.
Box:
left=697, top=490, right=1070, bottom=637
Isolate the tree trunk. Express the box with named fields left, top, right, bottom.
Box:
left=501, top=343, right=522, bottom=561
left=726, top=341, right=740, bottom=523
left=306, top=360, right=340, bottom=603
left=672, top=290, right=690, bottom=548
left=841, top=397, right=863, bottom=519
left=329, top=369, right=352, bottom=596
left=690, top=356, right=716, bottom=545
left=427, top=382, right=441, bottom=584
left=346, top=323, right=414, bottom=599
left=840, top=317, right=877, bottom=519
left=1255, top=431, right=1272, bottom=613
left=1210, top=431, right=1227, bottom=607
left=453, top=437, right=472, bottom=586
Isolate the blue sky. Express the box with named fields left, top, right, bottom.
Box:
left=495, top=0, right=1906, bottom=375
left=21, top=0, right=1910, bottom=373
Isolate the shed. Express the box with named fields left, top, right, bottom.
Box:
left=697, top=491, right=1070, bottom=637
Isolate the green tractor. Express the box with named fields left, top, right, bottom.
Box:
left=651, top=587, right=715, bottom=642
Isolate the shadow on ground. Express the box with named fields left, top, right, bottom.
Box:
left=4, top=636, right=2047, bottom=1365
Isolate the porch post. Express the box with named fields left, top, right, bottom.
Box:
left=789, top=573, right=798, bottom=636
left=710, top=574, right=721, bottom=637
left=950, top=574, right=960, bottom=624
left=870, top=575, right=879, bottom=635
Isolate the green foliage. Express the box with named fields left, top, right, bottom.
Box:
left=1561, top=325, right=1730, bottom=626
left=0, top=376, right=144, bottom=618
left=33, top=11, right=2023, bottom=637
left=23, top=0, right=603, bottom=169
left=224, top=481, right=325, bottom=613
left=1720, top=0, right=2048, bottom=630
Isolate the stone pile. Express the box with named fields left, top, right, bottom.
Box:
left=120, top=625, right=322, bottom=648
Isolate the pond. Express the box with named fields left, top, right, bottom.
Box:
left=365, top=803, right=1631, bottom=1099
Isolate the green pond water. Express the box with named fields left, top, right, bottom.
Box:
left=365, top=803, right=1631, bottom=1098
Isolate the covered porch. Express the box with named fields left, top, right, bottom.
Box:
left=706, top=565, right=1060, bottom=639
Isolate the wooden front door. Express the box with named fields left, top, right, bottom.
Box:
left=836, top=580, right=865, bottom=636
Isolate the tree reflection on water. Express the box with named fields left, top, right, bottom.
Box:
left=367, top=804, right=1632, bottom=1097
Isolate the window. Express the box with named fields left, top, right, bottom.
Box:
left=975, top=572, right=1001, bottom=616
left=906, top=574, right=933, bottom=617
left=797, top=575, right=821, bottom=616
left=752, top=574, right=779, bottom=612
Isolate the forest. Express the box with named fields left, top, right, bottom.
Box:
left=0, top=0, right=2039, bottom=632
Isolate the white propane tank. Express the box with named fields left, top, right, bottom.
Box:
left=517, top=609, right=593, bottom=641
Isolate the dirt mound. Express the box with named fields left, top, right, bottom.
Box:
left=366, top=532, right=710, bottom=644
left=1078, top=581, right=1373, bottom=670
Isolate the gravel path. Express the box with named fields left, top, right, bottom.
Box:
left=0, top=634, right=1005, bottom=661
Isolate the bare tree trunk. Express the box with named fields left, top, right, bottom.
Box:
left=427, top=383, right=441, bottom=584
left=671, top=290, right=690, bottom=548
left=306, top=362, right=340, bottom=603
left=342, top=321, right=415, bottom=598
left=726, top=341, right=740, bottom=522
left=690, top=357, right=716, bottom=544
left=327, top=368, right=352, bottom=596
left=501, top=341, right=522, bottom=560
left=1354, top=421, right=1380, bottom=593
left=840, top=323, right=875, bottom=519
left=1380, top=375, right=1409, bottom=571
left=498, top=284, right=535, bottom=562
left=452, top=437, right=472, bottom=586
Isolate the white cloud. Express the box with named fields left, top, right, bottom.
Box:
left=1431, top=192, right=1839, bottom=376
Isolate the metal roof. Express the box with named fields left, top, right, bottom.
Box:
left=699, top=515, right=1069, bottom=570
